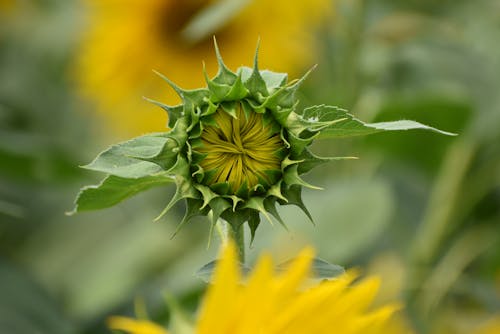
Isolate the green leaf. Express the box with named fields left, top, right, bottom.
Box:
left=0, top=261, right=75, bottom=334
left=310, top=258, right=345, bottom=278
left=83, top=134, right=174, bottom=178
left=299, top=105, right=457, bottom=138
left=70, top=174, right=174, bottom=213
left=196, top=260, right=250, bottom=283
left=277, top=257, right=345, bottom=279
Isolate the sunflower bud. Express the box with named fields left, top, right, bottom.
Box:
left=195, top=104, right=285, bottom=196
left=144, top=40, right=326, bottom=240
left=71, top=40, right=455, bottom=241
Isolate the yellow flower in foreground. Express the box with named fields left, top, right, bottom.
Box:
left=473, top=316, right=500, bottom=334
left=75, top=0, right=332, bottom=136
left=109, top=243, right=398, bottom=334
left=109, top=317, right=168, bottom=334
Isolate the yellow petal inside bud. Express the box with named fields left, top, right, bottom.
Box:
left=198, top=104, right=284, bottom=193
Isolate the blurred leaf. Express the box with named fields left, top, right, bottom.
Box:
left=71, top=174, right=175, bottom=213
left=195, top=260, right=250, bottom=283
left=278, top=257, right=345, bottom=279
left=0, top=261, right=75, bottom=334
left=0, top=199, right=24, bottom=218
left=272, top=178, right=396, bottom=262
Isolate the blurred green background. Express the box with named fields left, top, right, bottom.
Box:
left=1, top=0, right=499, bottom=333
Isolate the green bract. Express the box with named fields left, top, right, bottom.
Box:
left=70, top=41, right=455, bottom=241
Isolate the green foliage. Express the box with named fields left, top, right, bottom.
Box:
left=0, top=261, right=75, bottom=334
left=71, top=175, right=174, bottom=213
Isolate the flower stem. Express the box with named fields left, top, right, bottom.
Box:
left=228, top=222, right=245, bottom=264
left=216, top=219, right=246, bottom=264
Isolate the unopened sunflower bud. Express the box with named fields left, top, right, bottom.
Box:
left=71, top=40, right=455, bottom=242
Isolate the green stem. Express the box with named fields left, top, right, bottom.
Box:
left=228, top=222, right=245, bottom=264
left=216, top=219, right=246, bottom=264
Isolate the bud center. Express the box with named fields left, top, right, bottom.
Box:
left=197, top=104, right=285, bottom=195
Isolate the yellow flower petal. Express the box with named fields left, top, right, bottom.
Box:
left=197, top=105, right=284, bottom=193
left=108, top=316, right=169, bottom=334
left=74, top=0, right=333, bottom=136
left=109, top=243, right=399, bottom=334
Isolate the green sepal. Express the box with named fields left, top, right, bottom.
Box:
left=266, top=180, right=288, bottom=203
left=221, top=208, right=254, bottom=230
left=260, top=69, right=288, bottom=90
left=191, top=164, right=204, bottom=183
left=283, top=165, right=322, bottom=190
left=220, top=101, right=238, bottom=118
left=297, top=148, right=358, bottom=175
left=280, top=185, right=314, bottom=224
left=225, top=72, right=249, bottom=101
left=262, top=169, right=282, bottom=188
left=208, top=197, right=231, bottom=225
left=247, top=212, right=261, bottom=244
left=286, top=130, right=317, bottom=157
left=281, top=156, right=304, bottom=169
left=235, top=180, right=250, bottom=199
left=154, top=178, right=200, bottom=222
left=203, top=98, right=219, bottom=117
left=263, top=197, right=288, bottom=230
left=165, top=117, right=189, bottom=146
left=240, top=99, right=255, bottom=119
left=245, top=98, right=266, bottom=114
left=143, top=97, right=183, bottom=129
left=210, top=182, right=231, bottom=196
left=154, top=70, right=210, bottom=107
left=241, top=42, right=268, bottom=102
left=194, top=184, right=218, bottom=210
left=212, top=37, right=238, bottom=85
left=69, top=174, right=174, bottom=214
left=186, top=106, right=202, bottom=132
left=270, top=105, right=296, bottom=128
left=171, top=198, right=208, bottom=238
left=263, top=66, right=314, bottom=110
left=223, top=194, right=244, bottom=211
left=154, top=156, right=200, bottom=221
left=187, top=122, right=203, bottom=139
left=190, top=148, right=206, bottom=165
left=243, top=196, right=273, bottom=224
left=205, top=63, right=232, bottom=103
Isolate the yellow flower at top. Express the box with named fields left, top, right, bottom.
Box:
left=109, top=242, right=399, bottom=334
left=74, top=0, right=333, bottom=136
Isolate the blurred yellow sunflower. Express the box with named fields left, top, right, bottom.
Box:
left=74, top=0, right=333, bottom=137
left=0, top=0, right=15, bottom=16
left=109, top=242, right=399, bottom=334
